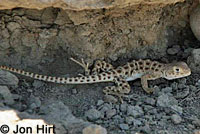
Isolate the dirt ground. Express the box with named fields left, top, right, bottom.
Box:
left=0, top=1, right=200, bottom=134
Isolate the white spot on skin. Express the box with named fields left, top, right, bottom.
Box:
left=126, top=73, right=143, bottom=81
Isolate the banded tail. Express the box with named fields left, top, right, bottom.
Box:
left=0, top=66, right=114, bottom=84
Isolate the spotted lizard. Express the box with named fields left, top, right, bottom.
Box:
left=0, top=58, right=191, bottom=102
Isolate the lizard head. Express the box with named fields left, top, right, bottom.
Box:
left=163, top=62, right=191, bottom=80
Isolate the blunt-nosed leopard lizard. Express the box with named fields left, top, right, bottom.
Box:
left=0, top=59, right=191, bottom=102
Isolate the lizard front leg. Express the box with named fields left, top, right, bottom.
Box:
left=141, top=73, right=161, bottom=93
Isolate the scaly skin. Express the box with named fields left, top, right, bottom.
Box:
left=0, top=59, right=191, bottom=102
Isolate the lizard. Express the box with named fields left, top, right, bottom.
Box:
left=0, top=58, right=191, bottom=102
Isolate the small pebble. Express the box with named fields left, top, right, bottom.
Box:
left=83, top=124, right=107, bottom=134
left=125, top=116, right=134, bottom=125
left=71, top=88, right=78, bottom=94
left=33, top=80, right=44, bottom=88
left=105, top=109, right=116, bottom=119
left=161, top=87, right=172, bottom=93
left=175, top=87, right=190, bottom=99
left=97, top=100, right=104, bottom=106
left=167, top=45, right=180, bottom=55
left=192, top=119, right=200, bottom=127
left=127, top=105, right=144, bottom=117
left=157, top=94, right=178, bottom=107
left=0, top=86, right=14, bottom=105
left=133, top=119, right=143, bottom=126
left=189, top=85, right=197, bottom=91
left=85, top=109, right=101, bottom=121
left=171, top=114, right=182, bottom=124
left=170, top=105, right=183, bottom=115
left=104, top=95, right=118, bottom=103
left=119, top=124, right=129, bottom=130
left=143, top=97, right=156, bottom=106
left=120, top=103, right=127, bottom=112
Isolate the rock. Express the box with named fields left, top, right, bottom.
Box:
left=167, top=45, right=181, bottom=55
left=178, top=83, right=187, bottom=89
left=71, top=88, right=78, bottom=94
left=0, top=38, right=10, bottom=50
left=189, top=85, right=197, bottom=91
left=97, top=100, right=104, bottom=106
left=0, top=0, right=185, bottom=10
left=103, top=95, right=118, bottom=103
left=196, top=79, right=200, bottom=87
left=143, top=97, right=156, bottom=106
left=0, top=86, right=14, bottom=105
left=55, top=9, right=71, bottom=25
left=119, top=123, right=129, bottom=130
left=125, top=116, right=134, bottom=125
left=99, top=103, right=112, bottom=114
left=194, top=130, right=200, bottom=134
left=113, top=115, right=124, bottom=124
left=175, top=86, right=190, bottom=99
left=178, top=20, right=186, bottom=27
left=41, top=7, right=57, bottom=24
left=171, top=114, right=182, bottom=124
left=138, top=124, right=151, bottom=133
left=192, top=119, right=200, bottom=127
left=156, top=94, right=178, bottom=107
left=40, top=101, right=90, bottom=133
left=127, top=105, right=144, bottom=117
left=7, top=22, right=21, bottom=31
left=170, top=105, right=183, bottom=115
left=161, top=87, right=172, bottom=93
left=83, top=125, right=107, bottom=134
left=27, top=95, right=41, bottom=109
left=85, top=109, right=101, bottom=121
left=133, top=119, right=143, bottom=126
left=188, top=49, right=200, bottom=73
left=0, top=70, right=19, bottom=85
left=120, top=102, right=128, bottom=112
left=105, top=109, right=116, bottom=119
left=190, top=5, right=200, bottom=41
left=21, top=32, right=37, bottom=47
left=32, top=80, right=45, bottom=88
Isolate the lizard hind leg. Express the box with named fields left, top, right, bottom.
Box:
left=92, top=60, right=114, bottom=75
left=103, top=77, right=131, bottom=103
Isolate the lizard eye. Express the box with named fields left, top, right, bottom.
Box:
left=175, top=68, right=180, bottom=72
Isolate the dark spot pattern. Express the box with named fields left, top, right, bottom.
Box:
left=130, top=63, right=134, bottom=68
left=139, top=62, right=143, bottom=65
left=146, top=62, right=150, bottom=65
left=124, top=66, right=129, bottom=70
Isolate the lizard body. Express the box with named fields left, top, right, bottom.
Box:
left=0, top=59, right=191, bottom=102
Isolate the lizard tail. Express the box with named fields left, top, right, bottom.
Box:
left=0, top=66, right=114, bottom=84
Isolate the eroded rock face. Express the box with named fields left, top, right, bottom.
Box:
left=190, top=5, right=200, bottom=41
left=0, top=1, right=197, bottom=75
left=0, top=0, right=185, bottom=10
